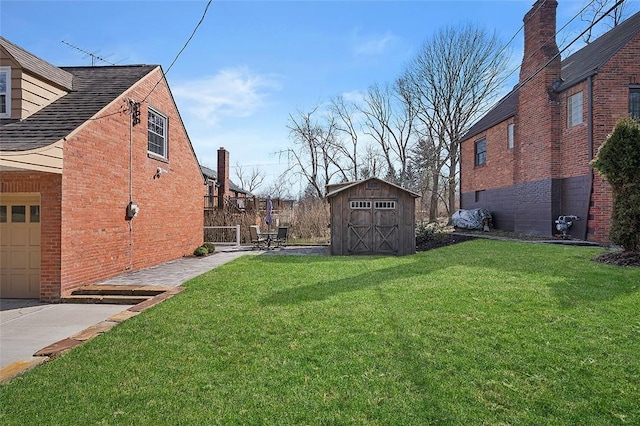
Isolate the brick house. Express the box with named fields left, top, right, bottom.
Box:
left=201, top=147, right=252, bottom=211
left=0, top=37, right=204, bottom=301
left=459, top=1, right=640, bottom=243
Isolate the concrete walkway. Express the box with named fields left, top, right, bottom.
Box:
left=0, top=245, right=328, bottom=381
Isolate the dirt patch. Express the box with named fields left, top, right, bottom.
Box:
left=416, top=234, right=477, bottom=252
left=593, top=251, right=640, bottom=267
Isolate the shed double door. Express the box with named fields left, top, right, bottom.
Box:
left=347, top=200, right=398, bottom=254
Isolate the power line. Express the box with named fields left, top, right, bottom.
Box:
left=140, top=0, right=213, bottom=104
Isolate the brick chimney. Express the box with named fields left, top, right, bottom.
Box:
left=217, top=147, right=230, bottom=209
left=515, top=0, right=562, bottom=183
left=520, top=0, right=561, bottom=82
left=513, top=0, right=563, bottom=235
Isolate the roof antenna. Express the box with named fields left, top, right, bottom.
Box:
left=61, top=40, right=117, bottom=66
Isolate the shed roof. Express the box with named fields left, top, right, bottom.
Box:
left=0, top=65, right=157, bottom=151
left=326, top=177, right=421, bottom=199
left=461, top=10, right=640, bottom=142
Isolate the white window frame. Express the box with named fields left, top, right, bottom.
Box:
left=568, top=91, right=583, bottom=127
left=147, top=107, right=168, bottom=158
left=0, top=66, right=11, bottom=118
left=507, top=123, right=514, bottom=149
left=350, top=200, right=371, bottom=209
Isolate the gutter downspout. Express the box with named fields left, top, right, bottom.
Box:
left=585, top=74, right=595, bottom=241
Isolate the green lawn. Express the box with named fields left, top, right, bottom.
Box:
left=2, top=240, right=639, bottom=425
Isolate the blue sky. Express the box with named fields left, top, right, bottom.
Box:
left=2, top=0, right=639, bottom=193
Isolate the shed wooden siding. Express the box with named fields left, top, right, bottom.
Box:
left=328, top=179, right=418, bottom=256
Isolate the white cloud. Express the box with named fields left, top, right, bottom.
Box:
left=351, top=30, right=397, bottom=57
left=172, top=67, right=281, bottom=126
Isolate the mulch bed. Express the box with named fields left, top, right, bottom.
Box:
left=416, top=234, right=477, bottom=252
left=593, top=251, right=640, bottom=267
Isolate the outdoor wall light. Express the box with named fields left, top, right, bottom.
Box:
left=154, top=167, right=168, bottom=179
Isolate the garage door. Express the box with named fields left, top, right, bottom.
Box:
left=0, top=194, right=41, bottom=298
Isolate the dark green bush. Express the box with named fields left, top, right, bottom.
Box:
left=591, top=118, right=640, bottom=251
left=203, top=242, right=216, bottom=253
left=193, top=246, right=208, bottom=257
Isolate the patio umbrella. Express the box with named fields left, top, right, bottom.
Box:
left=265, top=196, right=273, bottom=230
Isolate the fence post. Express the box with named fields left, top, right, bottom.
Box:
left=235, top=224, right=241, bottom=246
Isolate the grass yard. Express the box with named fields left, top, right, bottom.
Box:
left=1, top=239, right=639, bottom=425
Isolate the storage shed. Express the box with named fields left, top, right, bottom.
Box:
left=326, top=177, right=420, bottom=256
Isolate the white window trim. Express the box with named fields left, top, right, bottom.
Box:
left=147, top=107, right=168, bottom=158
left=507, top=123, right=514, bottom=149
left=0, top=66, right=11, bottom=118
left=568, top=92, right=583, bottom=127
left=350, top=200, right=371, bottom=209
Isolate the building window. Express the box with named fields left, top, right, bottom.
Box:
left=374, top=200, right=396, bottom=209
left=0, top=66, right=11, bottom=118
left=350, top=200, right=371, bottom=209
left=630, top=87, right=640, bottom=121
left=568, top=91, right=583, bottom=127
left=507, top=123, right=514, bottom=149
left=148, top=107, right=167, bottom=158
left=475, top=138, right=486, bottom=166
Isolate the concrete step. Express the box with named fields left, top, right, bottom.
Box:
left=61, top=284, right=176, bottom=305
left=61, top=294, right=152, bottom=305
left=69, top=285, right=171, bottom=297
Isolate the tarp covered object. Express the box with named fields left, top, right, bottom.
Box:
left=452, top=208, right=492, bottom=230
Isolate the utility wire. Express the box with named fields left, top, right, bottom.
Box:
left=88, top=0, right=213, bottom=122
left=140, top=0, right=213, bottom=104
left=473, top=0, right=613, bottom=125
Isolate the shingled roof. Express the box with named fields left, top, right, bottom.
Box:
left=461, top=10, right=640, bottom=142
left=0, top=65, right=157, bottom=151
left=0, top=36, right=74, bottom=91
left=201, top=165, right=252, bottom=195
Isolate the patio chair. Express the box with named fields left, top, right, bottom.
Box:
left=275, top=226, right=289, bottom=248
left=249, top=225, right=267, bottom=249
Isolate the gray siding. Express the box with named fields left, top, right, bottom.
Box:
left=461, top=174, right=590, bottom=239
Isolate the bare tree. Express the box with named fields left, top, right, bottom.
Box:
left=282, top=106, right=341, bottom=198
left=403, top=23, right=511, bottom=220
left=329, top=95, right=360, bottom=181
left=358, top=81, right=416, bottom=185
left=234, top=162, right=265, bottom=193
left=582, top=0, right=630, bottom=44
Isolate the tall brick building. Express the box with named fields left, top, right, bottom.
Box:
left=459, top=1, right=640, bottom=243
left=0, top=37, right=204, bottom=301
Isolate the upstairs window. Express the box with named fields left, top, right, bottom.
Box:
left=568, top=91, right=583, bottom=127
left=507, top=123, right=514, bottom=149
left=148, top=107, right=168, bottom=158
left=475, top=138, right=486, bottom=166
left=0, top=66, right=11, bottom=118
left=630, top=87, right=640, bottom=121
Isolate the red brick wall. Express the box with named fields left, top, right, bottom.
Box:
left=0, top=172, right=62, bottom=302
left=460, top=119, right=515, bottom=193
left=559, top=82, right=590, bottom=178
left=585, top=32, right=640, bottom=241
left=58, top=67, right=203, bottom=296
